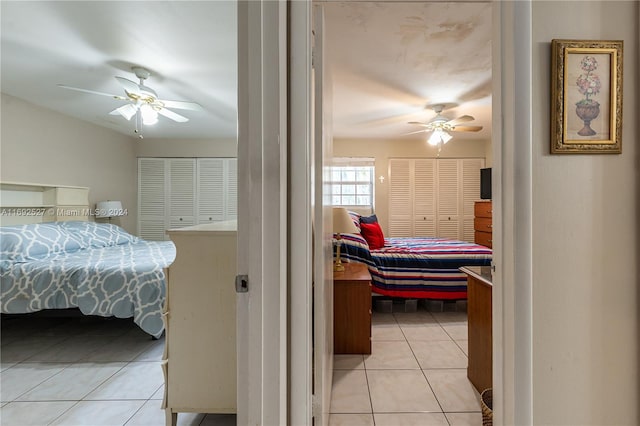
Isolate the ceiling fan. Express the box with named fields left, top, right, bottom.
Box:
left=58, top=67, right=203, bottom=138
left=408, top=104, right=483, bottom=146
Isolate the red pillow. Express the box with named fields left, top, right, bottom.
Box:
left=359, top=221, right=385, bottom=250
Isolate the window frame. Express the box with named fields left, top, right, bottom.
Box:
left=327, top=157, right=375, bottom=210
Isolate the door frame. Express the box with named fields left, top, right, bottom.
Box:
left=492, top=1, right=534, bottom=424
left=236, top=1, right=288, bottom=425
left=238, top=0, right=535, bottom=424
left=288, top=1, right=314, bottom=424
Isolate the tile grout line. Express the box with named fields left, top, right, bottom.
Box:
left=394, top=311, right=451, bottom=423
left=362, top=353, right=376, bottom=426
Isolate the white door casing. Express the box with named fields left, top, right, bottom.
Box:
left=288, top=3, right=334, bottom=424
left=237, top=1, right=288, bottom=425
left=289, top=1, right=313, bottom=423
left=492, top=1, right=534, bottom=424
left=313, top=5, right=334, bottom=426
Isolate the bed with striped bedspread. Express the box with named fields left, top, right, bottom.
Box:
left=337, top=233, right=492, bottom=299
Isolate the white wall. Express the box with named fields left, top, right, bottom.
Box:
left=531, top=2, right=638, bottom=424
left=333, top=137, right=488, bottom=234
left=483, top=138, right=492, bottom=167
left=0, top=94, right=138, bottom=233
left=136, top=138, right=237, bottom=158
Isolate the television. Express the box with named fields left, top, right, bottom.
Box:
left=480, top=167, right=492, bottom=200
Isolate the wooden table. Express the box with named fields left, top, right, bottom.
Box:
left=333, top=262, right=372, bottom=354
left=460, top=265, right=492, bottom=393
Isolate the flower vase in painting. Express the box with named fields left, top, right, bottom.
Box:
left=575, top=56, right=601, bottom=136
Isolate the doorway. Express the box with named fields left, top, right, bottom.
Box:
left=239, top=1, right=534, bottom=424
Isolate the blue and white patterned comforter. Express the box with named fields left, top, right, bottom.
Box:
left=0, top=222, right=175, bottom=337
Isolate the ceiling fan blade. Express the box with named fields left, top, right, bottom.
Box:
left=115, top=76, right=142, bottom=96
left=447, top=115, right=475, bottom=126
left=452, top=125, right=483, bottom=132
left=58, top=84, right=126, bottom=100
left=158, top=107, right=189, bottom=123
left=160, top=99, right=204, bottom=111
left=109, top=104, right=138, bottom=121
left=402, top=129, right=428, bottom=136
left=407, top=121, right=430, bottom=128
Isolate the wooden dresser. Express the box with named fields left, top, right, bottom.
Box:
left=460, top=266, right=492, bottom=394
left=164, top=221, right=237, bottom=426
left=474, top=200, right=492, bottom=248
left=333, top=262, right=372, bottom=354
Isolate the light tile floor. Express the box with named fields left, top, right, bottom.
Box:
left=329, top=307, right=483, bottom=426
left=0, top=313, right=235, bottom=426
left=1, top=307, right=483, bottom=426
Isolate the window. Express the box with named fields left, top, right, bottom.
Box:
left=327, top=158, right=375, bottom=208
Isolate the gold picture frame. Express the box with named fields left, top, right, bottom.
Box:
left=551, top=39, right=623, bottom=154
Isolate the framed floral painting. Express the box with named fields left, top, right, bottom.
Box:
left=551, top=39, right=623, bottom=154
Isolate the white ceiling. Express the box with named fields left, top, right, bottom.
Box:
left=1, top=1, right=237, bottom=139
left=325, top=1, right=492, bottom=141
left=1, top=1, right=491, bottom=142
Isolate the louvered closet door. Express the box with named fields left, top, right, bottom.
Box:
left=388, top=159, right=412, bottom=237
left=413, top=159, right=436, bottom=237
left=225, top=159, right=238, bottom=219
left=138, top=158, right=167, bottom=241
left=436, top=159, right=460, bottom=239
left=461, top=158, right=484, bottom=242
left=168, top=159, right=196, bottom=229
left=197, top=158, right=226, bottom=223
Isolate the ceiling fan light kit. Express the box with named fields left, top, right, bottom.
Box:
left=58, top=66, right=203, bottom=138
left=408, top=103, right=483, bottom=148
left=428, top=128, right=453, bottom=146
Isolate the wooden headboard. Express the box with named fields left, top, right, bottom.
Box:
left=0, top=182, right=90, bottom=226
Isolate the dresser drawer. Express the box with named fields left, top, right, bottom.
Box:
left=475, top=231, right=492, bottom=248
left=474, top=217, right=492, bottom=232
left=474, top=201, right=492, bottom=218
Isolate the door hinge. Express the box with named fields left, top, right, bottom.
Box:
left=235, top=274, right=248, bottom=293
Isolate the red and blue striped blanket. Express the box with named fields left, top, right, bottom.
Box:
left=337, top=233, right=492, bottom=299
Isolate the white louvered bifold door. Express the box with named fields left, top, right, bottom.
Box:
left=413, top=159, right=436, bottom=237
left=197, top=158, right=225, bottom=223
left=388, top=159, right=412, bottom=237
left=168, top=159, right=196, bottom=229
left=436, top=159, right=460, bottom=239
left=225, top=158, right=238, bottom=220
left=461, top=158, right=484, bottom=242
left=138, top=158, right=167, bottom=241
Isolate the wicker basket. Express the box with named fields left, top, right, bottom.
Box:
left=481, top=388, right=493, bottom=426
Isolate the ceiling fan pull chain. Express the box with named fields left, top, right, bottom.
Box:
left=135, top=110, right=144, bottom=139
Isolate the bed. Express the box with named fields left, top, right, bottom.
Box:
left=0, top=221, right=176, bottom=338
left=337, top=213, right=492, bottom=299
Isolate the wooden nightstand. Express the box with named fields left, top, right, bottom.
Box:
left=333, top=262, right=372, bottom=354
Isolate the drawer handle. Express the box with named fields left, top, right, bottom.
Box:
left=488, top=224, right=492, bottom=229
